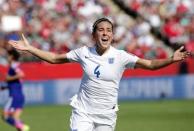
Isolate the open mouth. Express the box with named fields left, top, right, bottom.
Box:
left=101, top=38, right=109, bottom=42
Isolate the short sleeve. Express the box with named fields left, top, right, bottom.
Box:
left=120, top=50, right=139, bottom=69
left=66, top=46, right=84, bottom=62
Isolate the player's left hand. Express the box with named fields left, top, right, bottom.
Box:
left=172, top=46, right=191, bottom=62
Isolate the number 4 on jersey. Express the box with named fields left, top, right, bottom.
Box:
left=94, top=65, right=100, bottom=78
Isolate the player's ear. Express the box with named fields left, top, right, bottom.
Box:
left=91, top=33, right=96, bottom=41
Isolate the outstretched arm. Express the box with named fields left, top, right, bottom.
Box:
left=135, top=46, right=191, bottom=70
left=8, top=34, right=69, bottom=64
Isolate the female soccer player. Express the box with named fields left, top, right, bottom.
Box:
left=8, top=18, right=190, bottom=131
left=0, top=49, right=29, bottom=131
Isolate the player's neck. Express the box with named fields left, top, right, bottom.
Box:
left=95, top=45, right=110, bottom=56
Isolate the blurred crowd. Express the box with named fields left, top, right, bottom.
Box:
left=126, top=0, right=194, bottom=52
left=0, top=0, right=178, bottom=64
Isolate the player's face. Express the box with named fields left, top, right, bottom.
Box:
left=93, top=21, right=113, bottom=51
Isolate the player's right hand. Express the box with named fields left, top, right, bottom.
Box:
left=8, top=33, right=30, bottom=51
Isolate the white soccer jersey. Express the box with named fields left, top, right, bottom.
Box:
left=66, top=46, right=139, bottom=114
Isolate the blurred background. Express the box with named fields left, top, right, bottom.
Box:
left=0, top=0, right=194, bottom=131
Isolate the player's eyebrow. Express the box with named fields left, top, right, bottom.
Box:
left=97, top=27, right=112, bottom=30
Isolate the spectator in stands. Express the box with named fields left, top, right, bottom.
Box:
left=0, top=0, right=173, bottom=63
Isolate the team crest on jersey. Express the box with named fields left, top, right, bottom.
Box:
left=108, top=58, right=114, bottom=64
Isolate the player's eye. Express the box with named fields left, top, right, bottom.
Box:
left=107, top=29, right=112, bottom=32
left=98, top=28, right=104, bottom=31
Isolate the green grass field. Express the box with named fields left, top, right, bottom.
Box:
left=1, top=100, right=194, bottom=131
